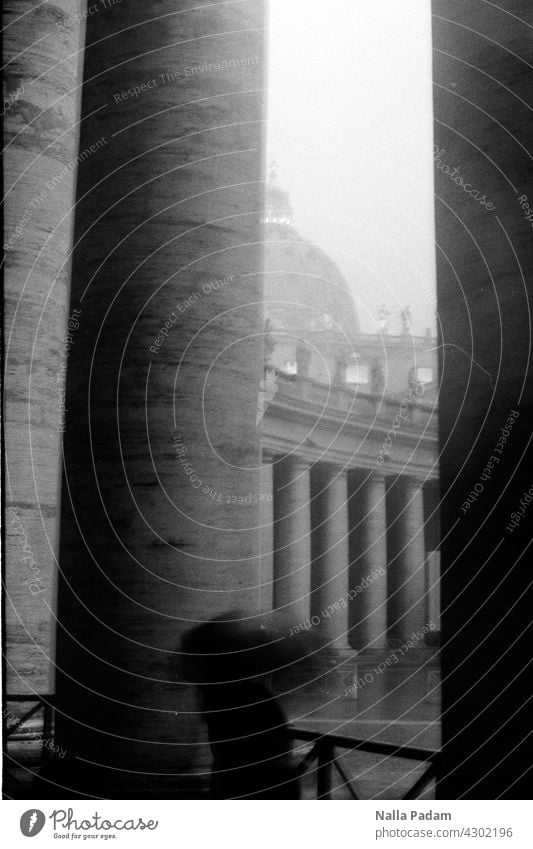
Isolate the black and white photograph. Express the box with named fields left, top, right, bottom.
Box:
left=2, top=0, right=532, bottom=843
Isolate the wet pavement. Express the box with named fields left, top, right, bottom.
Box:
left=282, top=682, right=441, bottom=799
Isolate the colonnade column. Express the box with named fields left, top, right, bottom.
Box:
left=387, top=477, right=427, bottom=640
left=4, top=0, right=86, bottom=701
left=349, top=472, right=388, bottom=649
left=273, top=456, right=311, bottom=627
left=53, top=0, right=267, bottom=795
left=258, top=455, right=275, bottom=613
left=311, top=467, right=350, bottom=649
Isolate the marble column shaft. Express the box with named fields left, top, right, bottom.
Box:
left=54, top=0, right=267, bottom=792
left=311, top=468, right=350, bottom=649
left=387, top=477, right=427, bottom=640
left=273, top=456, right=311, bottom=626
left=3, top=1, right=86, bottom=696
left=259, top=457, right=275, bottom=613
left=349, top=473, right=388, bottom=649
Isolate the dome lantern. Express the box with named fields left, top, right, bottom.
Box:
left=264, top=159, right=293, bottom=225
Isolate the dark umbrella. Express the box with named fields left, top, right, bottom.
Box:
left=178, top=612, right=348, bottom=799
left=180, top=609, right=336, bottom=689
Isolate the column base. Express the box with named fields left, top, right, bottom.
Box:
left=347, top=646, right=440, bottom=704
left=267, top=644, right=440, bottom=704
left=268, top=649, right=357, bottom=698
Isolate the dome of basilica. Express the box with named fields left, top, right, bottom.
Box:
left=260, top=164, right=437, bottom=400
left=262, top=164, right=360, bottom=385
left=263, top=163, right=360, bottom=344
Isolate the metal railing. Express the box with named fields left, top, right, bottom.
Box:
left=4, top=695, right=55, bottom=754
left=3, top=696, right=439, bottom=800
left=290, top=727, right=440, bottom=800
left=3, top=695, right=57, bottom=793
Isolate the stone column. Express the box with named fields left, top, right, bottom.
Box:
left=258, top=455, right=275, bottom=613
left=311, top=468, right=350, bottom=649
left=54, top=0, right=267, bottom=796
left=3, top=1, right=86, bottom=697
left=387, top=477, right=427, bottom=640
left=273, top=456, right=312, bottom=626
left=349, top=472, right=388, bottom=649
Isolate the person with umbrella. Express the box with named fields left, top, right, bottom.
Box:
left=180, top=611, right=320, bottom=799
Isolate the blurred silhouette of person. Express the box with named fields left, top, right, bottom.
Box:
left=377, top=303, right=390, bottom=333
left=400, top=305, right=412, bottom=335
left=181, top=612, right=303, bottom=799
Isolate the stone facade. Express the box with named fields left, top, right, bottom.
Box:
left=4, top=1, right=86, bottom=696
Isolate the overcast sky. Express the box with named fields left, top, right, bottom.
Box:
left=267, top=0, right=437, bottom=336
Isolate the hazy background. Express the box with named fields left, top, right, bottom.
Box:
left=267, top=0, right=437, bottom=336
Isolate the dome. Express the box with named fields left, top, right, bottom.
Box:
left=261, top=166, right=438, bottom=397
left=263, top=163, right=360, bottom=343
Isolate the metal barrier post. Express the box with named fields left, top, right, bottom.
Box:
left=316, top=741, right=333, bottom=799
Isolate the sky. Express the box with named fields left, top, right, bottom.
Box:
left=266, top=0, right=437, bottom=336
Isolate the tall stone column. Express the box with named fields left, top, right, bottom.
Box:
left=433, top=0, right=531, bottom=797
left=273, top=456, right=312, bottom=626
left=54, top=0, right=267, bottom=796
left=349, top=472, right=388, bottom=649
left=387, top=477, right=427, bottom=640
left=311, top=467, right=350, bottom=649
left=3, top=2, right=86, bottom=698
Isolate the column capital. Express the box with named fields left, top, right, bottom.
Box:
left=351, top=469, right=387, bottom=493
left=321, top=463, right=349, bottom=480
left=390, top=474, right=424, bottom=494
left=281, top=453, right=310, bottom=472
left=365, top=469, right=387, bottom=485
